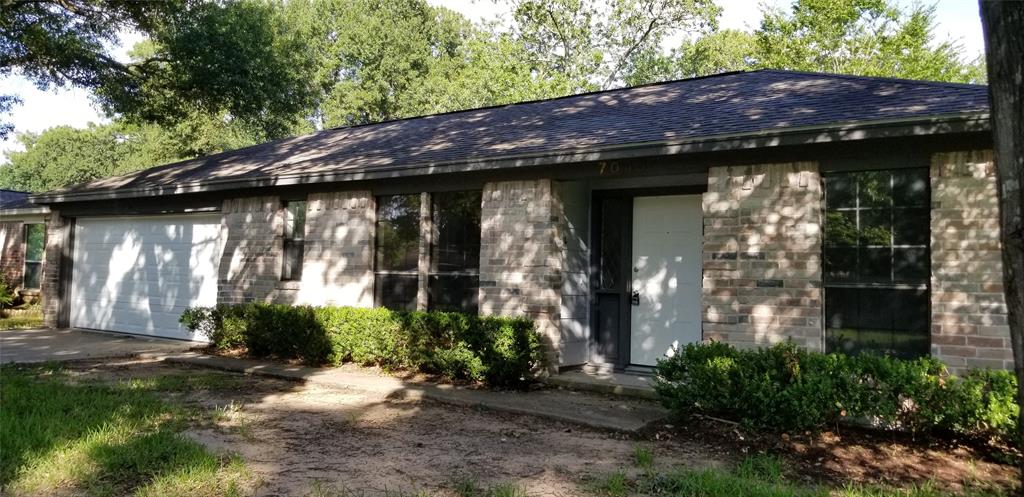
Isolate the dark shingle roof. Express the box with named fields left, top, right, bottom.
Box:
left=0, top=189, right=35, bottom=210
left=43, top=70, right=989, bottom=199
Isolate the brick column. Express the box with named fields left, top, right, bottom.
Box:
left=701, top=162, right=823, bottom=350
left=930, top=150, right=1012, bottom=372
left=479, top=179, right=562, bottom=369
left=218, top=196, right=283, bottom=304
left=41, top=211, right=66, bottom=328
left=0, top=221, right=24, bottom=287
left=298, top=191, right=375, bottom=307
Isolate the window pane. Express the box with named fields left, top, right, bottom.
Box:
left=893, top=247, right=928, bottom=283
left=859, top=209, right=892, bottom=247
left=23, top=261, right=41, bottom=289
left=24, top=224, right=44, bottom=261
left=428, top=274, right=479, bottom=313
left=284, top=201, right=306, bottom=239
left=856, top=171, right=891, bottom=208
left=859, top=247, right=892, bottom=283
left=824, top=211, right=857, bottom=247
left=894, top=208, right=929, bottom=246
left=892, top=170, right=928, bottom=207
left=375, top=273, right=418, bottom=311
left=823, top=247, right=857, bottom=283
left=825, top=287, right=929, bottom=359
left=376, top=194, right=421, bottom=271
left=282, top=240, right=304, bottom=281
left=825, top=175, right=855, bottom=209
left=432, top=191, right=481, bottom=272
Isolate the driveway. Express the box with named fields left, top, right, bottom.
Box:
left=0, top=328, right=196, bottom=363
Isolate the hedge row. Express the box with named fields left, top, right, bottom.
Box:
left=654, top=341, right=1018, bottom=444
left=180, top=304, right=543, bottom=388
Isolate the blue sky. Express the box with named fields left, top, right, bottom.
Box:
left=0, top=0, right=987, bottom=155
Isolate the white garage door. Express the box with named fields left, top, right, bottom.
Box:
left=71, top=214, right=223, bottom=340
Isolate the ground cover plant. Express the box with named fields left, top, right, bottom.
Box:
left=180, top=303, right=543, bottom=388
left=0, top=364, right=250, bottom=496
left=654, top=341, right=1018, bottom=446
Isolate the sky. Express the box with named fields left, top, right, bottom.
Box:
left=0, top=0, right=987, bottom=156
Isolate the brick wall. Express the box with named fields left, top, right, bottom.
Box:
left=41, top=212, right=63, bottom=328
left=0, top=221, right=24, bottom=287
left=701, top=162, right=824, bottom=350
left=479, top=179, right=562, bottom=369
left=218, top=196, right=288, bottom=304
left=930, top=150, right=1012, bottom=372
left=298, top=191, right=374, bottom=307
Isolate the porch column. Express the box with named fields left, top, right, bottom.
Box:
left=479, top=179, right=562, bottom=370
left=930, top=150, right=1012, bottom=373
left=41, top=210, right=69, bottom=328
left=701, top=162, right=824, bottom=350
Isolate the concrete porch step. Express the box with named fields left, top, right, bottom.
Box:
left=543, top=370, right=659, bottom=400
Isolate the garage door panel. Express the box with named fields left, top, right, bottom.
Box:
left=71, top=215, right=223, bottom=340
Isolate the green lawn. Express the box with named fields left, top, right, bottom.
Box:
left=0, top=315, right=44, bottom=330
left=586, top=451, right=1007, bottom=497
left=0, top=364, right=250, bottom=497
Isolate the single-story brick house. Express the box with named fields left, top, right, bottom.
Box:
left=28, top=70, right=1010, bottom=373
left=1, top=189, right=50, bottom=302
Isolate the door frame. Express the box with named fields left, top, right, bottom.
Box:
left=588, top=185, right=705, bottom=370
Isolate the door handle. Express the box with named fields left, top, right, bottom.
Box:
left=631, top=290, right=640, bottom=306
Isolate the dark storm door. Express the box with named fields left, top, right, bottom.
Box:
left=590, top=195, right=633, bottom=368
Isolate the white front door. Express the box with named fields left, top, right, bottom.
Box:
left=71, top=214, right=223, bottom=340
left=629, top=195, right=703, bottom=366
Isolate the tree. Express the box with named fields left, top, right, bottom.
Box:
left=631, top=0, right=986, bottom=85
left=504, top=0, right=720, bottom=91
left=1, top=0, right=319, bottom=140
left=0, top=116, right=256, bottom=192
left=978, top=1, right=1024, bottom=489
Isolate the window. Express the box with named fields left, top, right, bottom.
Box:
left=373, top=191, right=482, bottom=313
left=22, top=224, right=44, bottom=289
left=429, top=190, right=481, bottom=313
left=281, top=200, right=306, bottom=281
left=375, top=194, right=421, bottom=310
left=823, top=169, right=930, bottom=359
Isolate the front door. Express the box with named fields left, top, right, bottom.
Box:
left=628, top=195, right=703, bottom=366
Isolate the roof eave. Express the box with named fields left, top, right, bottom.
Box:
left=30, top=112, right=991, bottom=205
left=0, top=207, right=50, bottom=217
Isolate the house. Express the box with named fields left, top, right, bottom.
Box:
left=28, top=70, right=1009, bottom=374
left=1, top=189, right=50, bottom=304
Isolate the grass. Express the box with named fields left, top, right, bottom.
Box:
left=587, top=451, right=1009, bottom=497
left=452, top=475, right=528, bottom=497
left=0, top=315, right=44, bottom=330
left=0, top=364, right=251, bottom=497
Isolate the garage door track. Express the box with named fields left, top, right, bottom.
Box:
left=0, top=328, right=196, bottom=364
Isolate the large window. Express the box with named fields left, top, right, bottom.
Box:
left=823, top=169, right=930, bottom=359
left=374, top=191, right=482, bottom=313
left=22, top=223, right=44, bottom=289
left=281, top=200, right=306, bottom=281
left=375, top=194, right=421, bottom=310
left=429, top=191, right=481, bottom=313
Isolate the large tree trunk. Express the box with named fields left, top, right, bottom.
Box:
left=979, top=1, right=1024, bottom=492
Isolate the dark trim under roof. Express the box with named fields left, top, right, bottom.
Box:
left=31, top=70, right=991, bottom=204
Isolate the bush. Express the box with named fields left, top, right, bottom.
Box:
left=180, top=303, right=543, bottom=388
left=654, top=341, right=1018, bottom=445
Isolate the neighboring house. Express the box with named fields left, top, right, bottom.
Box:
left=29, top=70, right=1009, bottom=374
left=0, top=189, right=50, bottom=302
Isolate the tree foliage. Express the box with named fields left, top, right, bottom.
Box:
left=631, top=0, right=985, bottom=84
left=506, top=0, right=721, bottom=90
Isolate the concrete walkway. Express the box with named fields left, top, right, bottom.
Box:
left=0, top=328, right=195, bottom=363
left=141, top=351, right=668, bottom=432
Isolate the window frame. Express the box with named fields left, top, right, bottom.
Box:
left=822, top=168, right=931, bottom=359
left=427, top=190, right=482, bottom=313
left=281, top=199, right=307, bottom=282
left=22, top=223, right=45, bottom=290
left=373, top=193, right=423, bottom=311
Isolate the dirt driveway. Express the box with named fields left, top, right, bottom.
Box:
left=60, top=358, right=716, bottom=497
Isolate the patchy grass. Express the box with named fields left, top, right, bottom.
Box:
left=0, top=315, right=43, bottom=330
left=452, top=475, right=528, bottom=497
left=0, top=364, right=251, bottom=497
left=585, top=452, right=1009, bottom=497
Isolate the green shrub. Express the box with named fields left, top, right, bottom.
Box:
left=180, top=304, right=542, bottom=388
left=654, top=341, right=1018, bottom=444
